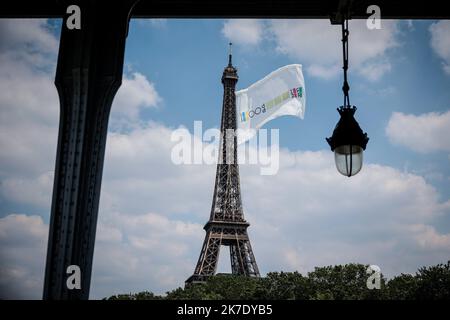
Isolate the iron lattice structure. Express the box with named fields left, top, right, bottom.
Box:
left=186, top=51, right=260, bottom=284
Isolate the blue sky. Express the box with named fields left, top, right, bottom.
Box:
left=0, top=18, right=450, bottom=299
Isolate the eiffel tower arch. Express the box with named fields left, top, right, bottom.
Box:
left=186, top=45, right=260, bottom=284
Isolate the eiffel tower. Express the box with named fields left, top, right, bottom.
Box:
left=186, top=44, right=260, bottom=284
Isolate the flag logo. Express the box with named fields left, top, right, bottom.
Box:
left=240, top=86, right=303, bottom=123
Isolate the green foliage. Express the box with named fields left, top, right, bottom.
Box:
left=307, top=264, right=387, bottom=300
left=415, top=261, right=450, bottom=300
left=105, top=291, right=163, bottom=300
left=256, top=272, right=312, bottom=300
left=105, top=261, right=450, bottom=300
left=166, top=275, right=261, bottom=300
left=386, top=274, right=417, bottom=300
left=386, top=261, right=450, bottom=300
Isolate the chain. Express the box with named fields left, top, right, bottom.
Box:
left=341, top=16, right=350, bottom=107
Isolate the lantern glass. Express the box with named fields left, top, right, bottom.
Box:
left=334, top=145, right=363, bottom=177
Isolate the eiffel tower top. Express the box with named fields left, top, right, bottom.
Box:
left=222, top=42, right=238, bottom=82
left=228, top=42, right=233, bottom=67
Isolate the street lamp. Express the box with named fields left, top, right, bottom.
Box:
left=326, top=106, right=368, bottom=177
left=327, top=14, right=369, bottom=177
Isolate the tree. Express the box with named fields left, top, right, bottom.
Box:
left=166, top=275, right=260, bottom=300
left=307, top=264, right=387, bottom=300
left=414, top=261, right=450, bottom=300
left=386, top=274, right=417, bottom=300
left=106, top=291, right=162, bottom=300
left=255, top=272, right=312, bottom=299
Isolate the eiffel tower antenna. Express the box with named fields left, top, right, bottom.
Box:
left=228, top=42, right=232, bottom=66
left=186, top=46, right=260, bottom=285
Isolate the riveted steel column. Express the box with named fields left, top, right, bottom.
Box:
left=43, top=0, right=138, bottom=300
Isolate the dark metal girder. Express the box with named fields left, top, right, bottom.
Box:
left=1, top=0, right=449, bottom=19
left=43, top=0, right=138, bottom=300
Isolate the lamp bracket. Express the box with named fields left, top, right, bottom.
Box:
left=330, top=0, right=353, bottom=25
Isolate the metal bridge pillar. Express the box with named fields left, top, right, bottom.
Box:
left=43, top=0, right=138, bottom=300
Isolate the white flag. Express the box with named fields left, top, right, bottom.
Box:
left=236, top=64, right=306, bottom=144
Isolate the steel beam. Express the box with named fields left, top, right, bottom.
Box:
left=1, top=0, right=449, bottom=19
left=43, top=0, right=138, bottom=300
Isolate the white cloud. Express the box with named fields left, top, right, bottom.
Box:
left=111, top=72, right=161, bottom=126
left=0, top=20, right=59, bottom=220
left=307, top=64, right=341, bottom=80
left=0, top=19, right=58, bottom=66
left=429, top=20, right=450, bottom=75
left=0, top=172, right=54, bottom=209
left=91, top=211, right=203, bottom=298
left=358, top=61, right=391, bottom=82
left=386, top=110, right=450, bottom=153
left=269, top=19, right=399, bottom=80
left=240, top=150, right=450, bottom=275
left=101, top=123, right=215, bottom=217
left=0, top=214, right=47, bottom=299
left=0, top=212, right=203, bottom=299
left=0, top=19, right=160, bottom=209
left=0, top=61, right=59, bottom=178
left=408, top=224, right=450, bottom=249
left=0, top=19, right=58, bottom=53
left=221, top=19, right=400, bottom=80
left=283, top=248, right=305, bottom=271
left=222, top=20, right=264, bottom=46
